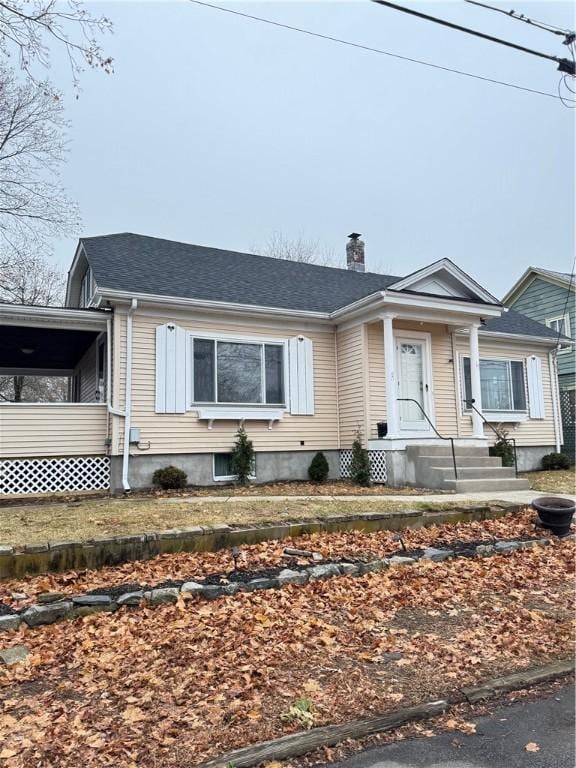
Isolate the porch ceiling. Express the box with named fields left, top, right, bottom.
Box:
left=0, top=326, right=99, bottom=370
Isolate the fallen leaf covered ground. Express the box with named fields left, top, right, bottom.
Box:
left=0, top=511, right=574, bottom=767
left=0, top=508, right=545, bottom=604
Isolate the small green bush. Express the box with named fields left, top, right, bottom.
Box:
left=542, top=452, right=571, bottom=471
left=489, top=438, right=515, bottom=468
left=231, top=426, right=255, bottom=485
left=350, top=429, right=371, bottom=487
left=152, top=465, right=187, bottom=490
left=308, top=452, right=329, bottom=483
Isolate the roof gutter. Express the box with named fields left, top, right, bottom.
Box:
left=95, top=288, right=331, bottom=323
left=458, top=329, right=569, bottom=346
left=121, top=299, right=137, bottom=491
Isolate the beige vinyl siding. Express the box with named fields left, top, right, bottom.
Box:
left=454, top=335, right=556, bottom=446
left=0, top=405, right=108, bottom=458
left=115, top=310, right=338, bottom=455
left=336, top=324, right=366, bottom=447
left=74, top=338, right=98, bottom=403
left=366, top=320, right=459, bottom=438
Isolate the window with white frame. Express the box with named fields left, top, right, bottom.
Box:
left=79, top=268, right=93, bottom=308
left=213, top=452, right=256, bottom=481
left=191, top=337, right=285, bottom=405
left=461, top=357, right=527, bottom=413
left=546, top=314, right=571, bottom=353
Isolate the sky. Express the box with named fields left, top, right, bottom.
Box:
left=44, top=0, right=575, bottom=298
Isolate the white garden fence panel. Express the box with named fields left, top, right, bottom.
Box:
left=339, top=449, right=387, bottom=484
left=0, top=456, right=110, bottom=496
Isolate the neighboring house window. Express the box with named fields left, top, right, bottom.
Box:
left=79, top=268, right=93, bottom=308
left=462, top=357, right=527, bottom=412
left=213, top=453, right=256, bottom=481
left=546, top=314, right=571, bottom=353
left=191, top=338, right=285, bottom=405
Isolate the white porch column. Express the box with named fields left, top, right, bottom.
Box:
left=469, top=322, right=484, bottom=439
left=382, top=313, right=399, bottom=438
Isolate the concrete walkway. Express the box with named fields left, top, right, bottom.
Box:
left=165, top=489, right=575, bottom=505
left=165, top=491, right=576, bottom=504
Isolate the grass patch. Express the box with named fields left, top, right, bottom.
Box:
left=524, top=469, right=575, bottom=494
left=1, top=496, right=474, bottom=547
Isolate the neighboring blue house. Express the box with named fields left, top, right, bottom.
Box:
left=503, top=267, right=575, bottom=461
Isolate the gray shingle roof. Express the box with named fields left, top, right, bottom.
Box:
left=81, top=233, right=401, bottom=314
left=484, top=309, right=567, bottom=341
left=80, top=233, right=563, bottom=340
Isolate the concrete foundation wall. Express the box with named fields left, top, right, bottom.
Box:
left=515, top=445, right=555, bottom=472
left=111, top=450, right=340, bottom=492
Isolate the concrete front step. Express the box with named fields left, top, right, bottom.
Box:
left=443, top=477, right=531, bottom=493
left=433, top=466, right=516, bottom=481
left=416, top=455, right=501, bottom=468
left=407, top=445, right=489, bottom=458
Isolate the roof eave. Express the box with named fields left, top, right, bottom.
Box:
left=96, top=288, right=333, bottom=322
left=457, top=328, right=568, bottom=346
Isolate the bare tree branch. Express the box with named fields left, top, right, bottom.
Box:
left=254, top=232, right=337, bottom=267
left=0, top=0, right=113, bottom=90
left=0, top=66, right=80, bottom=254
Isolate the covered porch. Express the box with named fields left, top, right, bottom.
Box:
left=0, top=304, right=112, bottom=495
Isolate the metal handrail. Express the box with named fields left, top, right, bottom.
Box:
left=397, top=398, right=458, bottom=480
left=464, top=399, right=518, bottom=477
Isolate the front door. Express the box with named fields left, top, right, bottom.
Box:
left=396, top=336, right=432, bottom=432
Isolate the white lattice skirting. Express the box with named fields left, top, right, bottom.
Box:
left=0, top=456, right=110, bottom=496
left=339, top=449, right=387, bottom=484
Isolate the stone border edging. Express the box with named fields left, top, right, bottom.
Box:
left=0, top=503, right=518, bottom=579
left=194, top=659, right=575, bottom=768
left=0, top=532, right=558, bottom=632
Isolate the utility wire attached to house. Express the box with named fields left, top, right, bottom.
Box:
left=188, top=0, right=575, bottom=103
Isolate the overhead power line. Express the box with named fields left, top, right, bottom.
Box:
left=464, top=1, right=573, bottom=38
left=189, top=0, right=575, bottom=102
left=371, top=0, right=575, bottom=75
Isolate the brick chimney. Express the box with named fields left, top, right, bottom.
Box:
left=346, top=232, right=365, bottom=272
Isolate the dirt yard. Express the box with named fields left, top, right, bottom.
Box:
left=0, top=510, right=573, bottom=767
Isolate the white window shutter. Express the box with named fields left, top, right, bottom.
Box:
left=526, top=355, right=545, bottom=419
left=155, top=323, right=187, bottom=413
left=288, top=336, right=314, bottom=415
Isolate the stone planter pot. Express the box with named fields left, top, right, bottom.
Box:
left=532, top=496, right=575, bottom=537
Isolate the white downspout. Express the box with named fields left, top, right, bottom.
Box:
left=121, top=299, right=137, bottom=491
left=549, top=349, right=563, bottom=452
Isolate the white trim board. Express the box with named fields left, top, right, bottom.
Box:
left=387, top=258, right=500, bottom=305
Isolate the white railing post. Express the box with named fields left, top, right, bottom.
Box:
left=382, top=313, right=399, bottom=438
left=469, top=322, right=484, bottom=439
